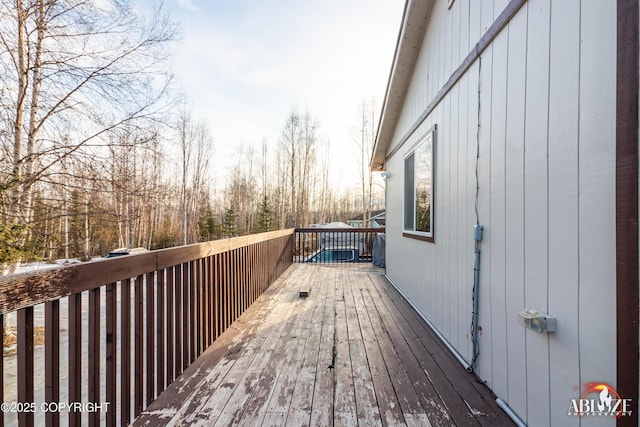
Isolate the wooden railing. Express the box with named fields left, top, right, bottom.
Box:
left=294, top=227, right=384, bottom=264
left=0, top=229, right=294, bottom=427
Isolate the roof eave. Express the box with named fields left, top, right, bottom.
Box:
left=370, top=0, right=434, bottom=171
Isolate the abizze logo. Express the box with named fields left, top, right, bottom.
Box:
left=568, top=382, right=632, bottom=417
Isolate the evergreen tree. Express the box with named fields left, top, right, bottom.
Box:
left=223, top=207, right=238, bottom=238
left=255, top=196, right=273, bottom=233
left=199, top=206, right=220, bottom=241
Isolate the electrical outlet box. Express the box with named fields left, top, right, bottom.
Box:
left=518, top=309, right=556, bottom=333
left=473, top=224, right=484, bottom=241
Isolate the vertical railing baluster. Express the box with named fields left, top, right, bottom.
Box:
left=88, top=287, right=100, bottom=427
left=246, top=247, right=250, bottom=310
left=17, top=307, right=34, bottom=427
left=146, top=271, right=155, bottom=406
left=182, top=263, right=189, bottom=370
left=166, top=266, right=175, bottom=384
left=215, top=254, right=221, bottom=339
left=243, top=247, right=247, bottom=311
left=157, top=269, right=165, bottom=395
left=194, top=259, right=201, bottom=358
left=68, top=293, right=82, bottom=427
left=221, top=253, right=227, bottom=331
left=202, top=258, right=207, bottom=352
left=105, top=283, right=117, bottom=427
left=201, top=258, right=207, bottom=351
left=235, top=249, right=239, bottom=319
left=206, top=256, right=213, bottom=346
left=227, top=250, right=232, bottom=328
left=45, top=300, right=60, bottom=427
left=174, top=265, right=182, bottom=376
left=134, top=275, right=143, bottom=417
left=188, top=261, right=196, bottom=364
left=208, top=256, right=213, bottom=346
left=233, top=249, right=239, bottom=322
left=121, top=279, right=131, bottom=426
left=253, top=244, right=257, bottom=299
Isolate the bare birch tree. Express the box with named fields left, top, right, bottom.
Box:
left=276, top=110, right=319, bottom=227
left=0, top=0, right=177, bottom=253
left=354, top=98, right=376, bottom=226
left=177, top=108, right=213, bottom=244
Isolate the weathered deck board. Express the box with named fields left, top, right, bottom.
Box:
left=132, top=264, right=514, bottom=427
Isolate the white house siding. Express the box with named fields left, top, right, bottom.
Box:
left=384, top=1, right=616, bottom=425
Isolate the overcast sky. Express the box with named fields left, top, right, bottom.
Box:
left=159, top=0, right=404, bottom=189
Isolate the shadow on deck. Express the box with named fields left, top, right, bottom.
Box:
left=132, top=264, right=513, bottom=426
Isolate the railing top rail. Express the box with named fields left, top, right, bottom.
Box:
left=295, top=227, right=385, bottom=233
left=0, top=228, right=295, bottom=316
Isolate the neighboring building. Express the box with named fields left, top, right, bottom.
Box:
left=347, top=209, right=386, bottom=228
left=372, top=1, right=638, bottom=426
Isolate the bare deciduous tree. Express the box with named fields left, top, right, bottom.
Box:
left=0, top=0, right=177, bottom=238
left=354, top=98, right=376, bottom=226
left=276, top=110, right=319, bottom=227
left=177, top=107, right=213, bottom=244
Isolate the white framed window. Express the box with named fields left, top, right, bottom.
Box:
left=403, top=125, right=435, bottom=242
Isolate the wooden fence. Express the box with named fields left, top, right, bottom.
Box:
left=0, top=229, right=294, bottom=427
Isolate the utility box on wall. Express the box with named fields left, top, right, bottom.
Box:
left=518, top=309, right=556, bottom=333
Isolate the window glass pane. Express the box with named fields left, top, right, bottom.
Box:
left=415, top=137, right=432, bottom=233
left=404, top=154, right=415, bottom=230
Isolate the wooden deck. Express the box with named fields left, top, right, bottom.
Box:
left=132, top=264, right=514, bottom=426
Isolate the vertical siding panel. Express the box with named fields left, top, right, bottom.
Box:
left=449, top=0, right=460, bottom=81
left=489, top=28, right=508, bottom=398
left=429, top=5, right=442, bottom=112
left=476, top=42, right=493, bottom=381
left=504, top=5, right=528, bottom=420
left=466, top=61, right=479, bottom=364
left=435, top=2, right=445, bottom=98
left=469, top=0, right=482, bottom=49
left=422, top=27, right=433, bottom=119
left=547, top=0, right=581, bottom=424
left=578, top=0, right=617, bottom=403
left=458, top=0, right=470, bottom=66
left=457, top=72, right=470, bottom=355
left=481, top=0, right=495, bottom=35
left=523, top=0, right=551, bottom=425
left=386, top=152, right=402, bottom=286
left=439, top=98, right=450, bottom=335
left=494, top=0, right=509, bottom=17
left=449, top=83, right=460, bottom=347
left=444, top=0, right=453, bottom=81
